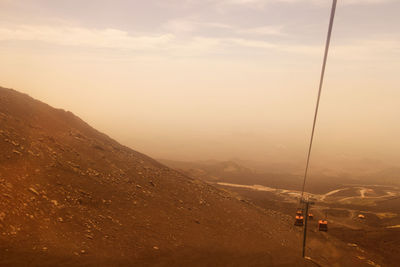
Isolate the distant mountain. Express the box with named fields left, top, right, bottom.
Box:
left=160, top=159, right=307, bottom=191
left=0, top=87, right=308, bottom=266
left=160, top=158, right=394, bottom=194
left=160, top=159, right=254, bottom=181
left=360, top=167, right=400, bottom=186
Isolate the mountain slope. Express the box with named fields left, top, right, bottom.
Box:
left=0, top=87, right=309, bottom=266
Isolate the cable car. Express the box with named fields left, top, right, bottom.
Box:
left=308, top=213, right=314, bottom=220
left=295, top=215, right=304, bottom=226
left=318, top=220, right=328, bottom=232
left=296, top=209, right=303, bottom=216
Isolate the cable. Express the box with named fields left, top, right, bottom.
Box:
left=300, top=0, right=338, bottom=201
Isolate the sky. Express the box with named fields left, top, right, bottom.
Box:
left=0, top=0, right=399, bottom=171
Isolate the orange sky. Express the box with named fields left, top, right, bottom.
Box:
left=0, top=0, right=399, bottom=170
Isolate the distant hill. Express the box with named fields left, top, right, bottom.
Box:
left=159, top=159, right=255, bottom=182
left=0, top=87, right=309, bottom=266
left=360, top=167, right=400, bottom=186
left=160, top=158, right=399, bottom=194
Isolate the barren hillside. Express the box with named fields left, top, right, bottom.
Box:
left=0, top=87, right=310, bottom=266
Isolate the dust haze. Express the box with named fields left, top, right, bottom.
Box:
left=1, top=1, right=399, bottom=177
left=1, top=1, right=400, bottom=266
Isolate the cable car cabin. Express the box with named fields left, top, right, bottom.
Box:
left=318, top=220, right=328, bottom=231
left=296, top=210, right=303, bottom=216
left=295, top=216, right=304, bottom=226
left=308, top=213, right=314, bottom=220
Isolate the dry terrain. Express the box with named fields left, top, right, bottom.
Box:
left=162, top=159, right=400, bottom=266
left=0, top=87, right=317, bottom=266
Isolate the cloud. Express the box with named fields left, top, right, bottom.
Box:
left=0, top=25, right=174, bottom=51
left=0, top=24, right=398, bottom=62
left=163, top=19, right=233, bottom=33
left=163, top=19, right=197, bottom=33
left=238, top=25, right=286, bottom=36
left=163, top=18, right=285, bottom=37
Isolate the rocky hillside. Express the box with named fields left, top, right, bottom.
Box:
left=0, top=87, right=309, bottom=266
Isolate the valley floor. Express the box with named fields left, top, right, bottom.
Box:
left=214, top=182, right=400, bottom=267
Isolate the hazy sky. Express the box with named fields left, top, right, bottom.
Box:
left=0, top=0, right=399, bottom=168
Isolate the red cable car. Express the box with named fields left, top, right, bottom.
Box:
left=295, top=215, right=304, bottom=226
left=318, top=220, right=328, bottom=231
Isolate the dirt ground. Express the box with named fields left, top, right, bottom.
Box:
left=216, top=185, right=400, bottom=267
left=1, top=87, right=316, bottom=266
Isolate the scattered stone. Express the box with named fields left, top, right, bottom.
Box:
left=12, top=150, right=21, bottom=155
left=11, top=141, right=19, bottom=146
left=28, top=187, right=39, bottom=196
left=366, top=260, right=381, bottom=267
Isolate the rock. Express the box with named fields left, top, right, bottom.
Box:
left=12, top=150, right=21, bottom=155
left=0, top=212, right=5, bottom=222
left=28, top=187, right=39, bottom=196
